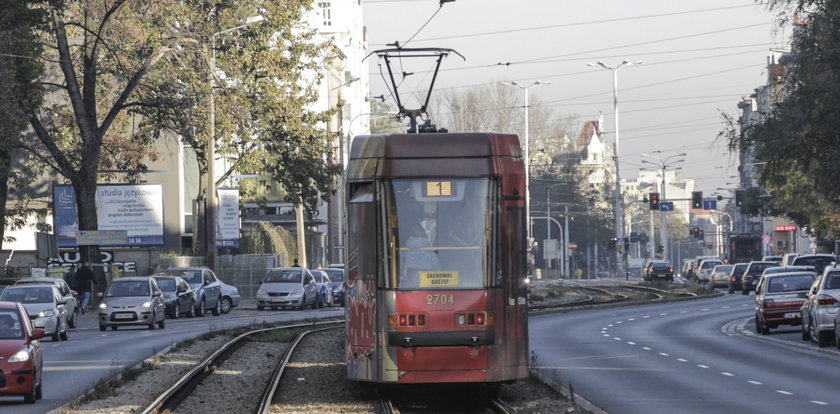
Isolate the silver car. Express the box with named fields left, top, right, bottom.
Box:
left=0, top=285, right=69, bottom=341
left=800, top=269, right=840, bottom=347
left=218, top=280, right=241, bottom=314
left=256, top=267, right=318, bottom=310
left=98, top=277, right=166, bottom=331
left=14, top=277, right=80, bottom=328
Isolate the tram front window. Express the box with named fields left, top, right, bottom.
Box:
left=390, top=178, right=490, bottom=289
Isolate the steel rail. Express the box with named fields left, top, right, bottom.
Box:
left=141, top=320, right=341, bottom=414
left=255, top=325, right=342, bottom=414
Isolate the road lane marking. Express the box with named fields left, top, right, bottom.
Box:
left=677, top=358, right=688, bottom=362
left=748, top=380, right=762, bottom=385
left=642, top=347, right=652, bottom=351
left=810, top=401, right=828, bottom=405
left=697, top=365, right=709, bottom=369
left=659, top=352, right=669, bottom=356
left=626, top=341, right=636, bottom=345
left=776, top=390, right=793, bottom=395
left=721, top=372, right=734, bottom=376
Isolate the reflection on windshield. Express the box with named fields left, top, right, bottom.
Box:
left=264, top=270, right=302, bottom=283
left=168, top=270, right=200, bottom=284
left=107, top=281, right=150, bottom=297
left=390, top=178, right=489, bottom=290
left=0, top=287, right=54, bottom=304
left=155, top=278, right=176, bottom=291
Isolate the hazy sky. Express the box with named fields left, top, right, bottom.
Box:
left=361, top=0, right=791, bottom=196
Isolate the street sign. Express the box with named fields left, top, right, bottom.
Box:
left=659, top=201, right=674, bottom=211
left=569, top=241, right=578, bottom=250
left=703, top=200, right=717, bottom=210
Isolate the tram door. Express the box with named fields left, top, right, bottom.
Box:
left=504, top=204, right=526, bottom=371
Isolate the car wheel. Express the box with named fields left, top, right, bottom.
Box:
left=99, top=325, right=106, bottom=332
left=196, top=299, right=206, bottom=317
left=817, top=330, right=830, bottom=348
left=220, top=297, right=232, bottom=314
left=186, top=301, right=194, bottom=318
left=148, top=312, right=156, bottom=330
left=741, top=288, right=748, bottom=295
left=211, top=298, right=221, bottom=316
left=51, top=325, right=60, bottom=341
left=68, top=309, right=78, bottom=328
left=172, top=303, right=180, bottom=319
left=24, top=383, right=36, bottom=404
left=257, top=304, right=264, bottom=311
left=836, top=329, right=840, bottom=349
left=60, top=327, right=68, bottom=341
left=755, top=315, right=768, bottom=335
left=728, top=287, right=734, bottom=294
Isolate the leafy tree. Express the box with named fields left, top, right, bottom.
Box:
left=0, top=0, right=45, bottom=250
left=722, top=0, right=840, bottom=237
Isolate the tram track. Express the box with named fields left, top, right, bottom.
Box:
left=140, top=320, right=341, bottom=414
left=379, top=394, right=516, bottom=414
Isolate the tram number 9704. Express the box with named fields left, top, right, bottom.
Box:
left=427, top=294, right=455, bottom=305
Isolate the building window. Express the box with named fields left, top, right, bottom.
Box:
left=319, top=2, right=332, bottom=26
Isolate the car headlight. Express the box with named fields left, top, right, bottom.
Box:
left=290, top=288, right=303, bottom=296
left=39, top=309, right=56, bottom=318
left=8, top=348, right=32, bottom=363
left=99, top=303, right=108, bottom=310
left=257, top=289, right=266, bottom=296
left=143, top=301, right=152, bottom=308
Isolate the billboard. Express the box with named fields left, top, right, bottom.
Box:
left=216, top=188, right=240, bottom=248
left=53, top=184, right=164, bottom=247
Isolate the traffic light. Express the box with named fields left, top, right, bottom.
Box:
left=699, top=229, right=705, bottom=240
left=735, top=189, right=745, bottom=207
left=692, top=191, right=703, bottom=209
left=608, top=237, right=617, bottom=249
left=692, top=227, right=700, bottom=238
left=649, top=192, right=660, bottom=210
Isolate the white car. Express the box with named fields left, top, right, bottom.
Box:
left=0, top=285, right=69, bottom=341
left=256, top=267, right=318, bottom=310
left=800, top=269, right=840, bottom=347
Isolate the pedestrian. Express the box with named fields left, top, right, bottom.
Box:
left=292, top=258, right=301, bottom=267
left=75, top=261, right=97, bottom=314
left=64, top=264, right=78, bottom=292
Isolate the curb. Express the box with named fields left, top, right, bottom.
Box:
left=530, top=369, right=608, bottom=414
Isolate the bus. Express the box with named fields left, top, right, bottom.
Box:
left=344, top=132, right=529, bottom=385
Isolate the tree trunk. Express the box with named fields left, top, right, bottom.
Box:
left=0, top=146, right=11, bottom=252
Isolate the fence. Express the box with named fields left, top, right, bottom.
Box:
left=158, top=253, right=285, bottom=299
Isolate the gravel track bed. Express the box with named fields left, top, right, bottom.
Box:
left=176, top=340, right=288, bottom=414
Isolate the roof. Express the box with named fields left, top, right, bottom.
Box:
left=575, top=120, right=602, bottom=146
left=0, top=301, right=20, bottom=310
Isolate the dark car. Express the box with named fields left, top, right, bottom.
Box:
left=754, top=271, right=816, bottom=334
left=152, top=275, right=195, bottom=319
left=727, top=263, right=749, bottom=293
left=320, top=268, right=346, bottom=306
left=791, top=254, right=836, bottom=275
left=162, top=267, right=223, bottom=317
left=644, top=262, right=674, bottom=282
left=741, top=261, right=781, bottom=295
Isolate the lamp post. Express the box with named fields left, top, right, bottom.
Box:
left=501, top=80, right=551, bottom=247
left=206, top=15, right=265, bottom=269
left=641, top=152, right=686, bottom=265
left=546, top=183, right=568, bottom=272
left=588, top=60, right=640, bottom=274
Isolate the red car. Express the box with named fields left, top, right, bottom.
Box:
left=0, top=301, right=45, bottom=403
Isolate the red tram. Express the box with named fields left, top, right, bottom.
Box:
left=344, top=132, right=529, bottom=384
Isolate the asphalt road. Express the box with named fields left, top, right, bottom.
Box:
left=530, top=290, right=840, bottom=414
left=1, top=302, right=343, bottom=413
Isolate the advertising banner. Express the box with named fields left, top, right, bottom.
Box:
left=53, top=184, right=164, bottom=247
left=216, top=188, right=241, bottom=248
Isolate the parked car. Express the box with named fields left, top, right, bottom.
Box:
left=754, top=271, right=816, bottom=334
left=762, top=255, right=782, bottom=263
left=311, top=269, right=334, bottom=308
left=162, top=267, right=223, bottom=317
left=320, top=268, right=346, bottom=306
left=644, top=261, right=674, bottom=282
left=218, top=280, right=241, bottom=314
left=709, top=265, right=734, bottom=288
left=0, top=285, right=69, bottom=342
left=152, top=275, right=195, bottom=319
left=695, top=259, right=722, bottom=284
left=0, top=301, right=45, bottom=403
left=728, top=263, right=749, bottom=293
left=255, top=267, right=318, bottom=310
left=98, top=277, right=166, bottom=331
left=14, top=277, right=80, bottom=328
left=791, top=254, right=837, bottom=275
left=800, top=268, right=840, bottom=347
left=741, top=261, right=781, bottom=295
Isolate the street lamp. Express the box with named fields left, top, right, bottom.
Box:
left=206, top=15, right=265, bottom=269
left=588, top=59, right=641, bottom=273
left=546, top=183, right=569, bottom=272
left=640, top=152, right=685, bottom=264
left=501, top=80, right=551, bottom=246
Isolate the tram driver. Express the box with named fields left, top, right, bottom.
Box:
left=399, top=220, right=441, bottom=288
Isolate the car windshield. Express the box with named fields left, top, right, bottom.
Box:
left=748, top=263, right=777, bottom=275
left=652, top=264, right=670, bottom=270
left=155, top=278, right=176, bottom=292
left=0, top=287, right=54, bottom=304
left=106, top=281, right=150, bottom=297
left=167, top=270, right=202, bottom=284
left=323, top=269, right=344, bottom=282
left=714, top=266, right=733, bottom=274
left=264, top=269, right=302, bottom=283
left=0, top=310, right=23, bottom=339
left=767, top=274, right=815, bottom=293
left=702, top=261, right=721, bottom=269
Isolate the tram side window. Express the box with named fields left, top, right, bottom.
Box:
left=348, top=183, right=376, bottom=282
